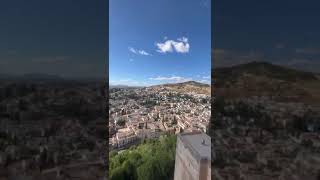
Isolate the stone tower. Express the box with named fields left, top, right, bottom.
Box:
left=174, top=131, right=211, bottom=180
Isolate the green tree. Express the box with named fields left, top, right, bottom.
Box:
left=110, top=167, right=126, bottom=180
left=109, top=135, right=177, bottom=180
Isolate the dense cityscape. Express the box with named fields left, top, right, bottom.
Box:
left=213, top=97, right=320, bottom=179
left=108, top=81, right=212, bottom=179
left=0, top=79, right=107, bottom=179
left=212, top=62, right=320, bottom=180
left=109, top=81, right=211, bottom=150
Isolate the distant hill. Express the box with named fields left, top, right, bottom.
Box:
left=154, top=81, right=211, bottom=95
left=163, top=81, right=210, bottom=87
left=214, top=61, right=318, bottom=84
left=213, top=61, right=320, bottom=104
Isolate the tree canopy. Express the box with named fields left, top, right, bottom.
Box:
left=109, top=135, right=177, bottom=180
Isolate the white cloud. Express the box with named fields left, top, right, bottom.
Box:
left=172, top=41, right=190, bottom=53
left=198, top=75, right=211, bottom=84
left=156, top=40, right=174, bottom=53
left=177, top=37, right=188, bottom=43
left=128, top=47, right=137, bottom=54
left=138, top=50, right=151, bottom=56
left=149, top=75, right=192, bottom=83
left=156, top=37, right=190, bottom=54
left=128, top=47, right=152, bottom=56
left=198, top=79, right=210, bottom=84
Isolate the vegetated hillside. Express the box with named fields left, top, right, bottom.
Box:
left=158, top=81, right=211, bottom=95
left=109, top=135, right=176, bottom=180
left=213, top=62, right=320, bottom=104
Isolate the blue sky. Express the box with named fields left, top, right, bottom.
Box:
left=0, top=1, right=107, bottom=78
left=109, top=0, right=211, bottom=86
left=214, top=0, right=320, bottom=72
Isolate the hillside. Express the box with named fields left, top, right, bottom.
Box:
left=213, top=62, right=320, bottom=104
left=214, top=61, right=318, bottom=83
left=155, top=81, right=211, bottom=95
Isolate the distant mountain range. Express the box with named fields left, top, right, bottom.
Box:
left=213, top=61, right=320, bottom=105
